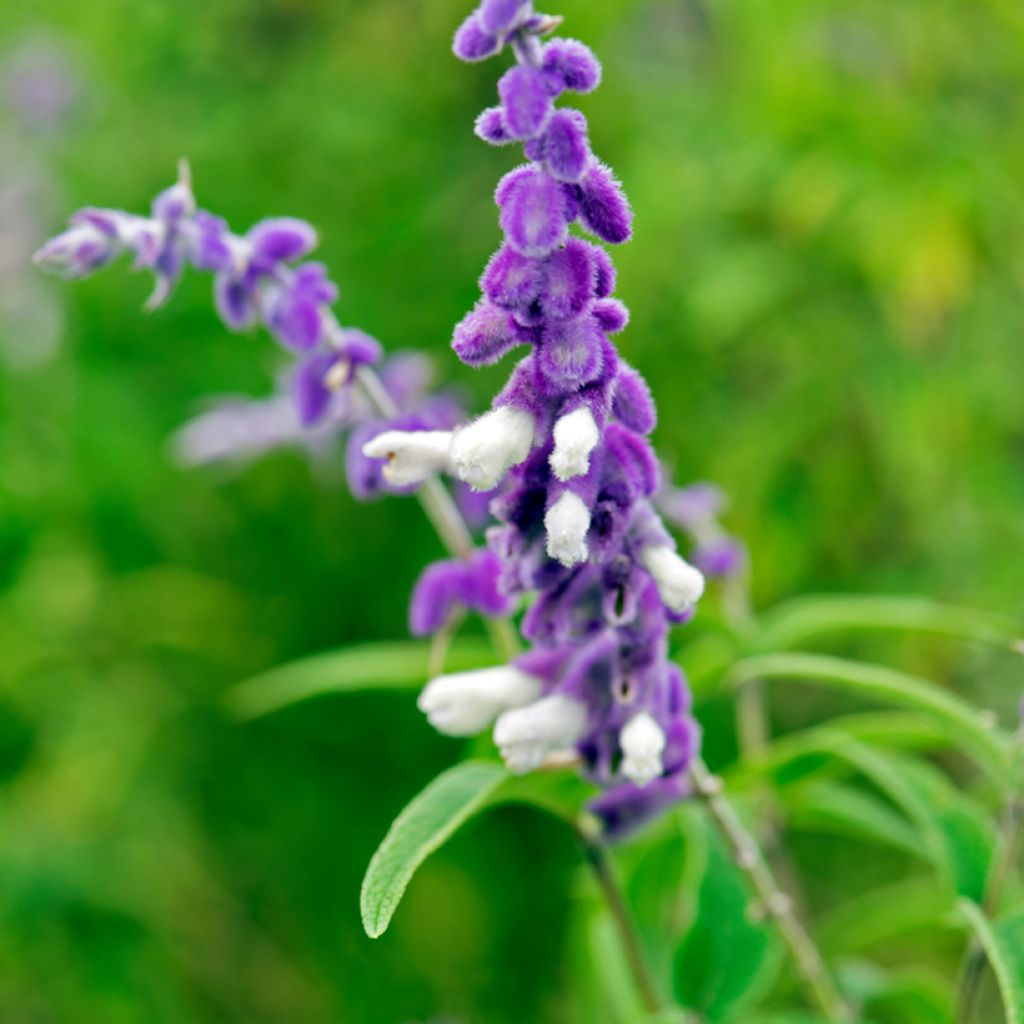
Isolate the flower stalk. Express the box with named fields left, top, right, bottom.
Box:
left=689, top=757, right=853, bottom=1023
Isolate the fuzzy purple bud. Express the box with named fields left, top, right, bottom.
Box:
left=453, top=13, right=501, bottom=62
left=591, top=298, right=629, bottom=334
left=453, top=300, right=523, bottom=366
left=482, top=245, right=544, bottom=312
left=247, top=218, right=317, bottom=265
left=497, top=165, right=568, bottom=258
left=576, top=162, right=632, bottom=245
left=612, top=364, right=656, bottom=434
left=498, top=65, right=553, bottom=140
left=542, top=109, right=590, bottom=183
left=538, top=239, right=593, bottom=320
left=292, top=351, right=339, bottom=427
left=538, top=314, right=605, bottom=390
left=541, top=38, right=602, bottom=95
left=479, top=0, right=528, bottom=35
left=475, top=106, right=514, bottom=145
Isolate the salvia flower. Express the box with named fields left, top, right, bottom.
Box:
left=362, top=3, right=704, bottom=838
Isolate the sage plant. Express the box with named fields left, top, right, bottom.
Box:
left=35, top=3, right=1024, bottom=1022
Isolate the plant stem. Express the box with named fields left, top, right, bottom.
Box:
left=689, top=757, right=853, bottom=1022
left=575, top=822, right=665, bottom=1017
left=353, top=363, right=520, bottom=662
left=956, top=722, right=1024, bottom=1023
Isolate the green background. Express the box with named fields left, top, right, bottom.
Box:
left=0, top=0, right=1022, bottom=1020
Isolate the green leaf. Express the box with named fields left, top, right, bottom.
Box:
left=819, top=878, right=956, bottom=955
left=225, top=638, right=494, bottom=719
left=957, top=900, right=1024, bottom=1024
left=757, top=593, right=1019, bottom=652
left=360, top=760, right=507, bottom=938
left=785, top=780, right=924, bottom=858
left=726, top=653, right=1009, bottom=783
left=731, top=712, right=955, bottom=790
left=673, top=818, right=779, bottom=1020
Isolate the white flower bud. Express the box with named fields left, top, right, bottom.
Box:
left=418, top=666, right=541, bottom=737
left=641, top=544, right=705, bottom=613
left=545, top=491, right=590, bottom=567
left=32, top=221, right=114, bottom=278
left=362, top=429, right=453, bottom=487
left=450, top=406, right=534, bottom=491
left=550, top=407, right=599, bottom=481
left=620, top=712, right=665, bottom=786
left=493, top=694, right=588, bottom=773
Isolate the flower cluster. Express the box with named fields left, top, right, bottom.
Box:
left=363, top=1, right=705, bottom=837
left=32, top=164, right=498, bottom=515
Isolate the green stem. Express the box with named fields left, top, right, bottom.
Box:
left=576, top=822, right=666, bottom=1017
left=956, top=723, right=1024, bottom=1023
left=353, top=363, right=520, bottom=662
left=690, top=758, right=853, bottom=1022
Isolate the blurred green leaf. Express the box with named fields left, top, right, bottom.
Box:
left=360, top=759, right=507, bottom=939
left=957, top=900, right=1024, bottom=1024
left=727, top=654, right=1009, bottom=782
left=785, top=780, right=923, bottom=858
left=819, top=879, right=956, bottom=955
left=838, top=960, right=951, bottom=1024
left=757, top=594, right=1019, bottom=652
left=672, top=818, right=779, bottom=1021
left=225, top=638, right=494, bottom=719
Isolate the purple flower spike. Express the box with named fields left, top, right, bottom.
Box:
left=479, top=0, right=529, bottom=35
left=453, top=300, right=523, bottom=366
left=612, top=364, right=656, bottom=434
left=539, top=239, right=593, bottom=320
left=498, top=165, right=568, bottom=257
left=248, top=218, right=318, bottom=265
left=542, top=109, right=590, bottom=182
left=498, top=65, right=552, bottom=140
left=541, top=38, right=602, bottom=95
left=577, top=162, right=633, bottom=244
left=539, top=315, right=604, bottom=390
left=453, top=13, right=501, bottom=62
left=475, top=106, right=514, bottom=145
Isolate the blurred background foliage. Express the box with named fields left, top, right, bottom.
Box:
left=0, top=0, right=1022, bottom=1020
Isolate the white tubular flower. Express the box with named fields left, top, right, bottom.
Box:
left=450, top=406, right=534, bottom=491
left=493, top=694, right=588, bottom=773
left=550, top=407, right=599, bottom=481
left=418, top=666, right=541, bottom=737
left=362, top=429, right=453, bottom=487
left=620, top=712, right=666, bottom=786
left=545, top=491, right=590, bottom=567
left=641, top=544, right=705, bottom=613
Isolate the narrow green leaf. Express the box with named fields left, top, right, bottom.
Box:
left=225, top=638, right=494, bottom=719
left=360, top=760, right=507, bottom=938
left=730, top=712, right=954, bottom=791
left=785, top=780, right=924, bottom=858
left=958, top=900, right=1024, bottom=1024
left=757, top=594, right=1019, bottom=652
left=726, top=653, right=1008, bottom=782
left=819, top=878, right=956, bottom=955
